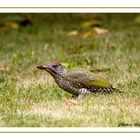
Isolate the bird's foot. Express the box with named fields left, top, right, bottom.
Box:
left=64, top=99, right=79, bottom=106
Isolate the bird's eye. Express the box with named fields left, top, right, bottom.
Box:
left=52, top=64, right=58, bottom=68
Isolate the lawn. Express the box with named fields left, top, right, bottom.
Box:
left=0, top=13, right=140, bottom=127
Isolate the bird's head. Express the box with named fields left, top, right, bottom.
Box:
left=37, top=61, right=67, bottom=77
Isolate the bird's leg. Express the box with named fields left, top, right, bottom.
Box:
left=77, top=93, right=87, bottom=100
left=71, top=94, right=79, bottom=99
left=77, top=88, right=90, bottom=99
left=65, top=88, right=90, bottom=105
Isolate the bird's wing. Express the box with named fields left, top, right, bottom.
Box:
left=86, top=77, right=112, bottom=88
left=64, top=68, right=112, bottom=88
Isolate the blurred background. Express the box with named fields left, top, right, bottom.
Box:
left=0, top=14, right=140, bottom=74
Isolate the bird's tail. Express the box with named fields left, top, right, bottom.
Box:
left=94, top=87, right=124, bottom=93
left=110, top=87, right=124, bottom=93
left=89, top=87, right=125, bottom=93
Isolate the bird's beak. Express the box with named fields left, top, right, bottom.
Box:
left=37, top=64, right=57, bottom=77
left=37, top=65, right=49, bottom=70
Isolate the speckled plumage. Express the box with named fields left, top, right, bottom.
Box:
left=37, top=63, right=121, bottom=99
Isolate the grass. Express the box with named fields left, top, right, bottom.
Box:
left=0, top=13, right=140, bottom=127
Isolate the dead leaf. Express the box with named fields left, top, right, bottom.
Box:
left=0, top=65, right=10, bottom=72
left=83, top=27, right=109, bottom=38
left=19, top=19, right=32, bottom=27
left=67, top=30, right=78, bottom=36
left=81, top=20, right=101, bottom=27
left=5, top=22, right=19, bottom=29
left=64, top=99, right=79, bottom=106
left=94, top=27, right=109, bottom=35
left=83, top=29, right=96, bottom=38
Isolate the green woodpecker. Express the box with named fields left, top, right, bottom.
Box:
left=37, top=61, right=122, bottom=99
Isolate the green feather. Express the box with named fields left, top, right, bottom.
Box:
left=64, top=68, right=112, bottom=88
left=87, top=77, right=112, bottom=88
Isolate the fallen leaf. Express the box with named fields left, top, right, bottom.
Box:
left=83, top=27, right=109, bottom=38
left=0, top=65, right=10, bottom=72
left=64, top=99, right=79, bottom=106
left=83, top=29, right=96, bottom=38
left=67, top=30, right=78, bottom=36
left=94, top=27, right=109, bottom=35
left=19, top=19, right=32, bottom=27
left=81, top=20, right=101, bottom=27
left=5, top=22, right=19, bottom=29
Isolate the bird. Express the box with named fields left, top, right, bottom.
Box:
left=37, top=61, right=122, bottom=99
